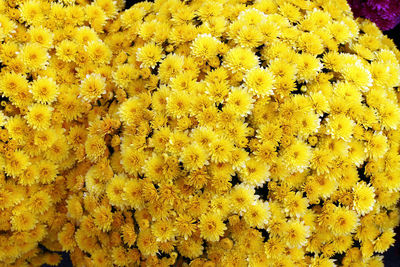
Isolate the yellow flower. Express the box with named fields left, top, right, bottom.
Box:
left=158, top=53, right=185, bottom=83
left=341, top=62, right=372, bottom=92
left=264, top=237, right=285, bottom=259
left=309, top=256, right=336, bottom=267
left=365, top=132, right=388, bottom=160
left=244, top=67, right=275, bottom=97
left=238, top=157, right=270, bottom=187
left=297, top=32, right=324, bottom=55
left=0, top=71, right=29, bottom=99
left=19, top=0, right=45, bottom=25
left=191, top=33, right=220, bottom=60
left=25, top=103, right=53, bottom=130
left=166, top=90, right=191, bottom=119
left=328, top=21, right=353, bottom=44
left=243, top=200, right=270, bottom=228
left=229, top=184, right=256, bottom=214
left=85, top=135, right=106, bottom=162
left=223, top=47, right=259, bottom=73
left=226, top=87, right=254, bottom=117
left=5, top=150, right=31, bottom=177
left=279, top=2, right=302, bottom=23
left=86, top=40, right=112, bottom=64
left=4, top=116, right=27, bottom=144
left=177, top=236, right=204, bottom=259
left=0, top=14, right=16, bottom=41
left=30, top=76, right=58, bottom=104
left=376, top=100, right=400, bottom=130
left=93, top=205, right=113, bottom=232
left=325, top=114, right=355, bottom=142
left=66, top=195, right=83, bottom=220
left=29, top=190, right=52, bottom=215
left=56, top=40, right=78, bottom=62
left=11, top=209, right=37, bottom=232
left=374, top=229, right=396, bottom=253
left=175, top=214, right=197, bottom=239
left=151, top=220, right=176, bottom=242
left=283, top=220, right=310, bottom=248
left=180, top=142, right=209, bottom=171
left=79, top=73, right=106, bottom=102
left=282, top=140, right=312, bottom=173
left=328, top=206, right=359, bottom=236
left=209, top=138, right=234, bottom=163
left=235, top=25, right=264, bottom=48
left=284, top=192, right=309, bottom=218
left=37, top=159, right=58, bottom=184
left=137, top=228, right=159, bottom=256
left=199, top=213, right=227, bottom=242
left=112, top=63, right=138, bottom=89
left=295, top=53, right=322, bottom=82
left=0, top=0, right=400, bottom=265
left=352, top=182, right=375, bottom=216
left=20, top=43, right=49, bottom=71
left=73, top=26, right=98, bottom=45
left=121, top=146, right=145, bottom=176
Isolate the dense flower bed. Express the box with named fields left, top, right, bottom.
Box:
left=1, top=0, right=400, bottom=266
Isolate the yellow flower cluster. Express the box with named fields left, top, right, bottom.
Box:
left=1, top=0, right=400, bottom=266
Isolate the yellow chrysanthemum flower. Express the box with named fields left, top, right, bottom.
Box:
left=223, top=47, right=259, bottom=73
left=352, top=182, right=375, bottom=216
left=79, top=74, right=106, bottom=102
left=328, top=206, right=359, bottom=236
left=25, top=103, right=53, bottom=130
left=199, top=213, right=227, bottom=242
left=20, top=43, right=49, bottom=71
left=30, top=76, right=58, bottom=104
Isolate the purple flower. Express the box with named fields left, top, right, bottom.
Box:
left=348, top=0, right=400, bottom=30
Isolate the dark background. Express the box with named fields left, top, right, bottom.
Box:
left=47, top=0, right=400, bottom=266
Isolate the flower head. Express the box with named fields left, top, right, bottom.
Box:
left=79, top=74, right=106, bottom=102
left=199, top=213, right=227, bottom=242
left=25, top=103, right=53, bottom=130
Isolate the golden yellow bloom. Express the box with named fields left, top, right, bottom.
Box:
left=28, top=26, right=53, bottom=48
left=56, top=40, right=78, bottom=62
left=11, top=209, right=37, bottom=232
left=223, top=47, right=259, bottom=73
left=30, top=76, right=58, bottom=104
left=137, top=228, right=158, bottom=256
left=25, top=103, right=53, bottom=130
left=180, top=142, right=209, bottom=170
left=20, top=43, right=49, bottom=71
left=352, top=182, right=375, bottom=216
left=85, top=135, right=106, bottom=162
left=244, top=67, right=275, bottom=97
left=199, top=213, right=227, bottom=242
left=374, top=229, right=395, bottom=253
left=282, top=140, right=312, bottom=173
left=238, top=157, right=270, bottom=187
left=5, top=150, right=31, bottom=177
left=283, top=220, right=310, bottom=248
left=243, top=200, right=270, bottom=228
left=93, top=205, right=113, bottom=232
left=365, top=132, right=388, bottom=160
left=209, top=138, right=234, bottom=163
left=328, top=206, right=359, bottom=236
left=19, top=0, right=45, bottom=25
left=325, top=114, right=355, bottom=142
left=191, top=33, right=220, bottom=60
left=79, top=74, right=106, bottom=102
